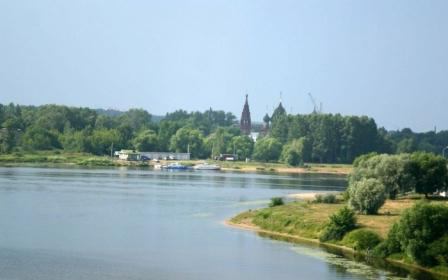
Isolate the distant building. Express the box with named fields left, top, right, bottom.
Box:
left=240, top=94, right=252, bottom=135
left=250, top=132, right=259, bottom=142
left=117, top=150, right=141, bottom=161
left=116, top=150, right=190, bottom=161
left=261, top=113, right=271, bottom=136
left=271, top=100, right=286, bottom=121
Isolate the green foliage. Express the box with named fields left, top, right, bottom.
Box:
left=320, top=207, right=357, bottom=242
left=348, top=178, right=386, bottom=215
left=269, top=197, right=284, bottom=207
left=132, top=130, right=158, bottom=151
left=1, top=103, right=448, bottom=164
left=88, top=129, right=121, bottom=155
left=427, top=235, right=448, bottom=266
left=280, top=138, right=311, bottom=166
left=204, top=127, right=239, bottom=158
left=253, top=137, right=282, bottom=162
left=314, top=193, right=337, bottom=204
left=169, top=127, right=204, bottom=158
left=382, top=201, right=448, bottom=266
left=351, top=152, right=448, bottom=200
left=22, top=126, right=60, bottom=150
left=342, top=229, right=382, bottom=252
left=410, top=152, right=448, bottom=197
left=231, top=135, right=254, bottom=160
left=350, top=153, right=416, bottom=199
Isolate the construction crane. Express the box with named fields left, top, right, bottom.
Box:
left=308, top=92, right=323, bottom=114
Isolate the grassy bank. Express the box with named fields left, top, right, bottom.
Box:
left=0, top=152, right=351, bottom=174
left=216, top=161, right=351, bottom=175
left=0, top=151, right=149, bottom=167
left=229, top=197, right=448, bottom=278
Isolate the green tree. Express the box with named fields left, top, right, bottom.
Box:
left=59, top=130, right=90, bottom=152
left=118, top=109, right=152, bottom=132
left=320, top=207, right=357, bottom=242
left=388, top=201, right=448, bottom=266
left=348, top=178, right=386, bottom=215
left=230, top=135, right=254, bottom=160
left=253, top=137, right=282, bottom=162
left=204, top=127, right=235, bottom=158
left=132, top=129, right=158, bottom=151
left=410, top=152, right=448, bottom=197
left=88, top=129, right=121, bottom=155
left=350, top=154, right=415, bottom=199
left=280, top=137, right=312, bottom=166
left=22, top=126, right=60, bottom=150
left=169, top=127, right=204, bottom=158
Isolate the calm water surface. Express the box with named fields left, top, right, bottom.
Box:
left=0, top=167, right=430, bottom=279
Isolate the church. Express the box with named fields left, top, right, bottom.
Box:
left=240, top=94, right=285, bottom=141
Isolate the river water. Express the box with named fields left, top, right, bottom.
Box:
left=0, top=167, right=437, bottom=280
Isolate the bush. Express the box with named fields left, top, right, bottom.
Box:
left=391, top=201, right=448, bottom=266
left=348, top=178, right=386, bottom=215
left=315, top=193, right=337, bottom=204
left=320, top=207, right=357, bottom=242
left=342, top=229, right=382, bottom=252
left=372, top=223, right=401, bottom=258
left=269, top=197, right=284, bottom=207
left=427, top=235, right=448, bottom=266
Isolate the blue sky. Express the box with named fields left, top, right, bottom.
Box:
left=1, top=0, right=447, bottom=132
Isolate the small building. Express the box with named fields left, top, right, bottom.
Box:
left=118, top=150, right=141, bottom=161
left=250, top=132, right=259, bottom=142
left=216, top=154, right=238, bottom=161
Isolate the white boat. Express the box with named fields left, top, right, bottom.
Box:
left=161, top=162, right=189, bottom=170
left=193, top=162, right=221, bottom=171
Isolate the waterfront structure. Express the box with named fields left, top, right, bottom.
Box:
left=117, top=150, right=190, bottom=161
left=240, top=94, right=252, bottom=135
left=117, top=150, right=141, bottom=161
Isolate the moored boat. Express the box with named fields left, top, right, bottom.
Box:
left=161, top=162, right=189, bottom=170
left=193, top=162, right=221, bottom=170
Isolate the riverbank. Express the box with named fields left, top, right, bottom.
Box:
left=0, top=152, right=352, bottom=175
left=219, top=162, right=351, bottom=175
left=228, top=198, right=448, bottom=279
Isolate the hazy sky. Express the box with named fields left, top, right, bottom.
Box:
left=1, top=0, right=447, bottom=132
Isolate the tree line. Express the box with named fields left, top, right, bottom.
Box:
left=0, top=103, right=447, bottom=163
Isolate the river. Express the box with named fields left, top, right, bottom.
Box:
left=0, top=167, right=435, bottom=280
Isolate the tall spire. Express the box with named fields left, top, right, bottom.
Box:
left=240, top=94, right=252, bottom=135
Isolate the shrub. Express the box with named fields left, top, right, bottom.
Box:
left=269, top=197, right=284, bottom=207
left=315, top=193, right=337, bottom=204
left=391, top=201, right=448, bottom=266
left=427, top=235, right=448, bottom=266
left=348, top=178, right=386, bottom=215
left=372, top=223, right=401, bottom=258
left=342, top=229, right=382, bottom=252
left=320, top=207, right=356, bottom=242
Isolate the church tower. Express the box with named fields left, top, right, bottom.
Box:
left=240, top=94, right=251, bottom=135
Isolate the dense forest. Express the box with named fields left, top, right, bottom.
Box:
left=0, top=103, right=447, bottom=164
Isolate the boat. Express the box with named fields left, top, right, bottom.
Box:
left=193, top=162, right=221, bottom=171
left=161, top=162, right=189, bottom=170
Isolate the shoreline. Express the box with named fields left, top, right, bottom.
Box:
left=225, top=216, right=448, bottom=279
left=0, top=160, right=351, bottom=175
